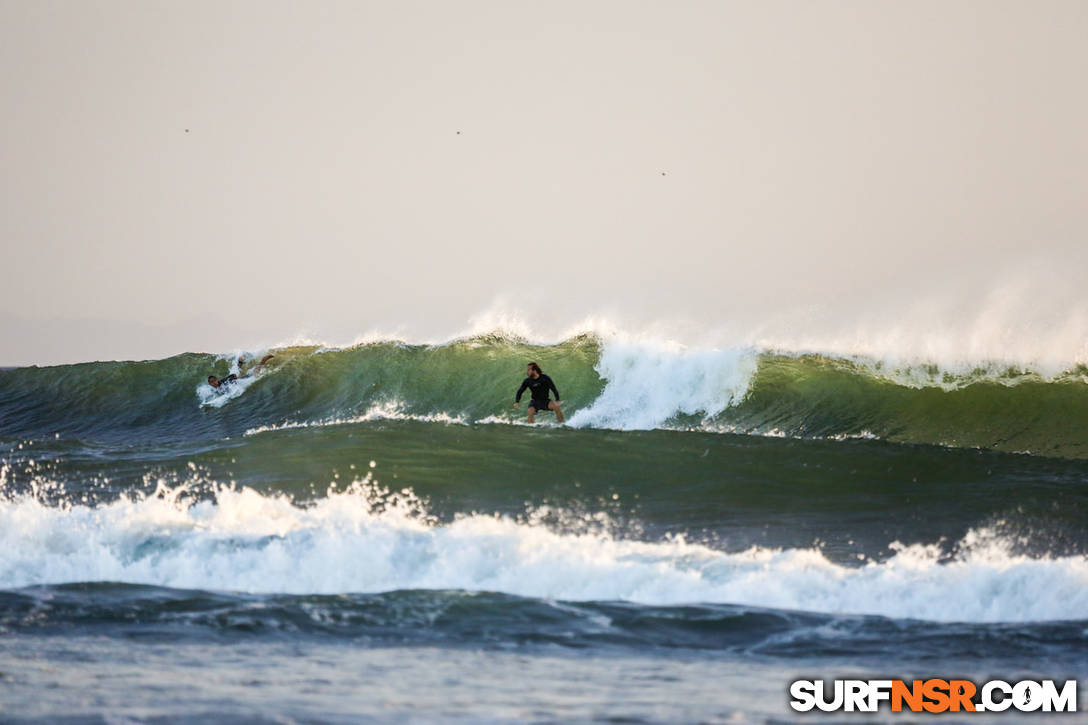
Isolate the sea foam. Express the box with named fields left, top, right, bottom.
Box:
left=566, top=341, right=759, bottom=430
left=0, top=482, right=1084, bottom=624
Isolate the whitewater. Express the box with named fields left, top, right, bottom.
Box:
left=1, top=322, right=1086, bottom=723
left=1, top=480, right=1085, bottom=624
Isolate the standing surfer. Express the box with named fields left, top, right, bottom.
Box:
left=513, top=362, right=564, bottom=423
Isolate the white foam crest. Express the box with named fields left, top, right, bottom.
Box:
left=208, top=286, right=1088, bottom=386
left=196, top=375, right=258, bottom=408
left=211, top=348, right=274, bottom=368
left=262, top=309, right=1088, bottom=393
left=1, top=484, right=1083, bottom=623
left=736, top=279, right=1088, bottom=377
left=244, top=400, right=468, bottom=436
left=455, top=287, right=1088, bottom=372
left=567, top=341, right=760, bottom=431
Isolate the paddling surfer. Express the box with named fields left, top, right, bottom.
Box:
left=207, top=374, right=237, bottom=389
left=207, top=354, right=274, bottom=389
left=513, top=362, right=564, bottom=423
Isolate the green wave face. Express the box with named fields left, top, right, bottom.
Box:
left=2, top=335, right=1087, bottom=458
left=721, top=355, right=1088, bottom=458
left=0, top=336, right=606, bottom=444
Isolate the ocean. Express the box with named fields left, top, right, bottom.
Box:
left=0, top=332, right=1085, bottom=723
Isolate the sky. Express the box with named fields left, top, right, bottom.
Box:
left=2, top=0, right=1087, bottom=366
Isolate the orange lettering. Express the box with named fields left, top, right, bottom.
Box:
left=948, top=680, right=976, bottom=712
left=923, top=679, right=951, bottom=713
left=892, top=680, right=924, bottom=712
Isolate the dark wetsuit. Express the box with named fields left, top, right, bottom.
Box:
left=515, top=374, right=560, bottom=410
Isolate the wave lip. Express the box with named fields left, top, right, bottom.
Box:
left=0, top=483, right=1084, bottom=624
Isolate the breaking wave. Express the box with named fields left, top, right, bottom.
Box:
left=3, top=331, right=1088, bottom=457
left=0, top=481, right=1084, bottom=624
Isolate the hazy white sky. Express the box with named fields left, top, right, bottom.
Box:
left=2, top=0, right=1087, bottom=365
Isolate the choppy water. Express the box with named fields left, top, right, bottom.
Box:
left=1, top=332, right=1085, bottom=723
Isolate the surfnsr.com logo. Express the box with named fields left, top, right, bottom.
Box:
left=789, top=679, right=1078, bottom=713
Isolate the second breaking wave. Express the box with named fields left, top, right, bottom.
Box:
left=1, top=480, right=1085, bottom=624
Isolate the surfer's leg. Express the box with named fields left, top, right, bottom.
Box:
left=548, top=400, right=564, bottom=423
left=527, top=406, right=537, bottom=424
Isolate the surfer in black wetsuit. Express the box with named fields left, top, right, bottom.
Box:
left=207, top=354, right=274, bottom=389
left=207, top=374, right=237, bottom=389
left=513, top=362, right=564, bottom=424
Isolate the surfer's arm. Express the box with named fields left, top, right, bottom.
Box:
left=548, top=376, right=560, bottom=401
left=514, top=379, right=529, bottom=404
